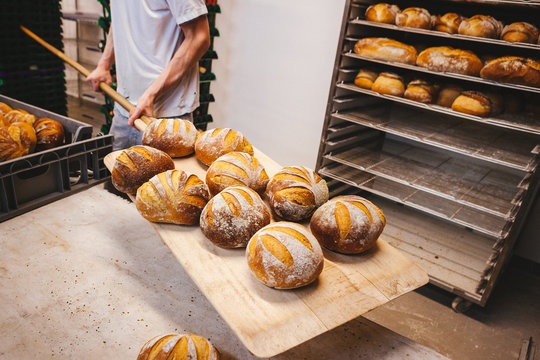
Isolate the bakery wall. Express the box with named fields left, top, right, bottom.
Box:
left=211, top=0, right=347, bottom=168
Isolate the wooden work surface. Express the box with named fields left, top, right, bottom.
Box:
left=104, top=148, right=429, bottom=358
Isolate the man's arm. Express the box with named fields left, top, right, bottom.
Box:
left=128, top=15, right=211, bottom=126
left=86, top=28, right=115, bottom=91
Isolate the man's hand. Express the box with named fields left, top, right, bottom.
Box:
left=128, top=90, right=156, bottom=127
left=86, top=65, right=112, bottom=92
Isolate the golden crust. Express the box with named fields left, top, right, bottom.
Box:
left=372, top=72, right=405, bottom=96
left=137, top=334, right=220, bottom=360
left=451, top=91, right=492, bottom=117
left=480, top=56, right=540, bottom=87
left=34, top=118, right=64, bottom=151
left=395, top=7, right=431, bottom=29
left=195, top=128, right=254, bottom=166
left=365, top=3, right=400, bottom=24
left=502, top=22, right=539, bottom=44
left=354, top=37, right=418, bottom=65
left=417, top=46, right=483, bottom=76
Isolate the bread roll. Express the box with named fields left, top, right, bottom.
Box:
left=417, top=47, right=483, bottom=76
left=112, top=145, right=175, bottom=194
left=195, top=128, right=254, bottom=166
left=310, top=195, right=386, bottom=254
left=200, top=186, right=271, bottom=248
left=502, top=22, right=539, bottom=44
left=142, top=118, right=197, bottom=157
left=266, top=166, right=329, bottom=221
left=0, top=102, right=12, bottom=115
left=395, top=7, right=431, bottom=29
left=458, top=15, right=503, bottom=39
left=451, top=91, right=492, bottom=117
left=0, top=122, right=37, bottom=161
left=4, top=110, right=36, bottom=126
left=404, top=79, right=438, bottom=103
left=480, top=56, right=540, bottom=88
left=137, top=334, right=219, bottom=360
left=372, top=72, right=405, bottom=96
left=353, top=37, right=417, bottom=65
left=436, top=84, right=463, bottom=107
left=354, top=69, right=379, bottom=89
left=34, top=118, right=64, bottom=151
left=432, top=13, right=464, bottom=34
left=365, top=3, right=400, bottom=24
left=246, top=222, right=324, bottom=289
left=205, top=151, right=269, bottom=197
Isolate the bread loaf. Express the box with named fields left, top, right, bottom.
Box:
left=372, top=72, right=405, bottom=96
left=0, top=102, right=12, bottom=115
left=142, top=118, right=197, bottom=157
left=34, top=118, right=64, bottom=151
left=395, top=7, right=431, bottom=29
left=246, top=222, right=324, bottom=289
left=354, top=69, right=379, bottom=89
left=436, top=84, right=463, bottom=107
left=310, top=195, right=386, bottom=254
left=365, top=3, right=400, bottom=24
left=0, top=122, right=37, bottom=161
left=195, top=128, right=254, bottom=166
left=417, top=46, right=483, bottom=76
left=353, top=37, right=417, bottom=65
left=265, top=166, right=329, bottom=221
left=480, top=56, right=540, bottom=88
left=4, top=110, right=36, bottom=125
left=432, top=13, right=464, bottom=34
left=200, top=186, right=271, bottom=248
left=502, top=22, right=539, bottom=44
left=112, top=145, right=175, bottom=194
left=451, top=91, right=492, bottom=117
left=404, top=79, right=438, bottom=103
left=205, top=151, right=269, bottom=197
left=458, top=15, right=503, bottom=39
left=137, top=334, right=219, bottom=360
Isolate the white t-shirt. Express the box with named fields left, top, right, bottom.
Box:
left=110, top=0, right=208, bottom=118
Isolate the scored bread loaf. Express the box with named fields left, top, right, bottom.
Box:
left=246, top=222, right=324, bottom=289
left=0, top=122, right=37, bottom=161
left=458, top=15, right=503, bottom=39
left=364, top=3, right=400, bottom=24
left=137, top=333, right=219, bottom=360
left=451, top=91, right=492, bottom=117
left=195, top=128, right=254, bottom=166
left=4, top=110, right=36, bottom=125
left=354, top=69, right=379, bottom=89
left=431, top=13, right=464, bottom=34
left=142, top=118, right=197, bottom=157
left=205, top=151, right=269, bottom=197
left=436, top=84, right=463, bottom=107
left=112, top=145, right=175, bottom=194
left=265, top=166, right=329, bottom=221
left=136, top=169, right=209, bottom=224
left=395, top=7, right=431, bottom=29
left=404, top=79, right=439, bottom=103
left=200, top=186, right=271, bottom=248
left=354, top=37, right=418, bottom=65
left=416, top=46, right=483, bottom=76
left=480, top=56, right=540, bottom=88
left=34, top=118, right=64, bottom=151
left=501, top=22, right=539, bottom=44
left=372, top=72, right=405, bottom=96
left=310, top=195, right=386, bottom=254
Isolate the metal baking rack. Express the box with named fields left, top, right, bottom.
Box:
left=317, top=0, right=540, bottom=309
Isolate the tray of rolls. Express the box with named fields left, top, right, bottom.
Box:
left=103, top=121, right=428, bottom=358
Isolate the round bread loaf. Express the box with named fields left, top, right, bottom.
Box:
left=436, top=84, right=463, bottom=107
left=246, top=222, right=324, bottom=289
left=137, top=333, right=219, bottom=360
left=354, top=69, right=379, bottom=89
left=502, top=22, right=539, bottom=44
left=200, top=186, right=271, bottom=248
left=112, top=145, right=175, bottom=194
left=4, top=110, right=36, bottom=126
left=480, top=56, right=540, bottom=88
left=432, top=13, right=464, bottom=34
left=395, top=7, right=431, bottom=29
left=205, top=151, right=269, bottom=197
left=404, top=79, right=438, bottom=103
left=34, top=118, right=64, bottom=151
left=265, top=166, right=329, bottom=221
left=0, top=102, right=12, bottom=115
left=353, top=37, right=418, bottom=65
left=0, top=122, right=37, bottom=161
left=142, top=118, right=197, bottom=157
left=417, top=46, right=483, bottom=76
left=372, top=72, right=405, bottom=96
left=458, top=15, right=503, bottom=39
left=195, top=128, right=254, bottom=166
left=310, top=195, right=386, bottom=254
left=365, top=3, right=400, bottom=24
left=451, top=91, right=492, bottom=117
left=136, top=169, right=209, bottom=224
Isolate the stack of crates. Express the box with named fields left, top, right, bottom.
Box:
left=0, top=0, right=67, bottom=115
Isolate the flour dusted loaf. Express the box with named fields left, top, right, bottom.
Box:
left=0, top=122, right=37, bottom=161
left=354, top=37, right=418, bottom=65
left=417, top=46, right=483, bottom=76
left=458, top=15, right=503, bottom=39
left=205, top=151, right=269, bottom=197
left=195, top=128, right=253, bottom=166
left=372, top=72, right=405, bottom=96
left=137, top=333, right=219, bottom=360
left=404, top=79, right=439, bottom=103
left=200, top=186, right=271, bottom=248
left=111, top=145, right=175, bottom=194
left=142, top=118, right=197, bottom=157
left=365, top=3, right=400, bottom=24
left=136, top=169, right=209, bottom=224
left=395, top=7, right=431, bottom=29
left=265, top=166, right=329, bottom=221
left=310, top=195, right=386, bottom=254
left=246, top=222, right=324, bottom=289
left=480, top=56, right=540, bottom=88
left=432, top=13, right=464, bottom=34
left=354, top=69, right=379, bottom=89
left=502, top=22, right=539, bottom=44
left=451, top=91, right=492, bottom=117
left=34, top=118, right=64, bottom=151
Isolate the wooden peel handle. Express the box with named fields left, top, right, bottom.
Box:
left=20, top=25, right=153, bottom=132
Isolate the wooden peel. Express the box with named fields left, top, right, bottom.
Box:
left=20, top=25, right=153, bottom=132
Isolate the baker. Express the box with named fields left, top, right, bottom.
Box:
left=87, top=0, right=210, bottom=150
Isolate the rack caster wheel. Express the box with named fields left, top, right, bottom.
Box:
left=452, top=297, right=472, bottom=313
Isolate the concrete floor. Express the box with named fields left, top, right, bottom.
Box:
left=67, top=98, right=539, bottom=360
